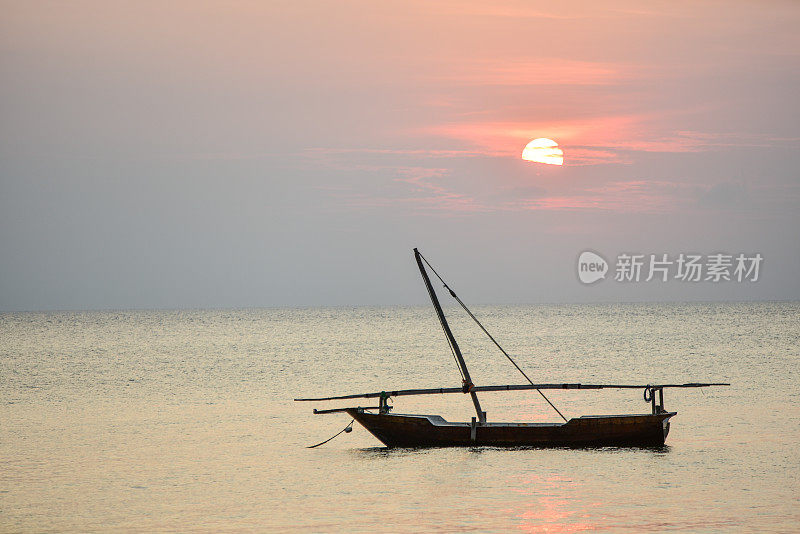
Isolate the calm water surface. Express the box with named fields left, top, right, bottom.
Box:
left=2, top=303, right=799, bottom=532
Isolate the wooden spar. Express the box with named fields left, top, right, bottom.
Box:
left=294, top=382, right=730, bottom=402
left=414, top=248, right=486, bottom=422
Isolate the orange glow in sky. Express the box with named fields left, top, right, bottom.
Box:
left=522, top=138, right=564, bottom=165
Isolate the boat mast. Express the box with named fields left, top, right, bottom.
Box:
left=414, top=248, right=486, bottom=422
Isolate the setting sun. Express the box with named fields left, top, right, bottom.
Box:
left=522, top=138, right=564, bottom=165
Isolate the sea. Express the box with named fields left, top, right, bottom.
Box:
left=1, top=302, right=798, bottom=532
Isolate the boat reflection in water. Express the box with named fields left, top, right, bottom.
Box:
left=296, top=248, right=728, bottom=449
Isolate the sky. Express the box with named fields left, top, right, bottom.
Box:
left=1, top=1, right=798, bottom=311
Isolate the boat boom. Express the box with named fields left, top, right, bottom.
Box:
left=294, top=382, right=729, bottom=402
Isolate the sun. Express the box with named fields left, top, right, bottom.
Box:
left=522, top=138, right=563, bottom=165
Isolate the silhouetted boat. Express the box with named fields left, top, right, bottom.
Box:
left=296, top=248, right=728, bottom=448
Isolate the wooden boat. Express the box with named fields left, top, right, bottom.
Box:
left=296, top=248, right=728, bottom=448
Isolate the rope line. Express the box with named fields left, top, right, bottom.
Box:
left=419, top=253, right=568, bottom=423
left=420, top=259, right=466, bottom=382
left=306, top=419, right=355, bottom=448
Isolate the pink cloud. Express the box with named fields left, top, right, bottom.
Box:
left=429, top=3, right=571, bottom=20
left=304, top=147, right=491, bottom=159
left=422, top=115, right=644, bottom=160
left=612, top=130, right=792, bottom=152
left=508, top=180, right=694, bottom=214
left=315, top=162, right=491, bottom=214
left=440, top=58, right=634, bottom=86
left=422, top=117, right=795, bottom=163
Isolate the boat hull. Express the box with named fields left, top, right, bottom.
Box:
left=346, top=409, right=675, bottom=448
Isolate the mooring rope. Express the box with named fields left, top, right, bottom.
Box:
left=306, top=419, right=355, bottom=448
left=419, top=253, right=568, bottom=423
